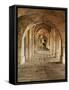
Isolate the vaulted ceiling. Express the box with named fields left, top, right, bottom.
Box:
left=18, top=8, right=65, bottom=46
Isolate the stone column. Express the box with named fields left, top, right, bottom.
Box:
left=29, top=29, right=32, bottom=60
left=20, top=36, right=25, bottom=64
left=50, top=31, right=53, bottom=57
left=26, top=31, right=28, bottom=62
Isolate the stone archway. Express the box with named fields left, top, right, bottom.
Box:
left=20, top=24, right=36, bottom=64
left=20, top=22, right=62, bottom=65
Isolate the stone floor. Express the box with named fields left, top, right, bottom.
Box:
left=18, top=63, right=65, bottom=82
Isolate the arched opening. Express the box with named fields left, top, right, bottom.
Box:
left=20, top=22, right=62, bottom=65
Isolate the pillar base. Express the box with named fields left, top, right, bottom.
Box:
left=20, top=56, right=25, bottom=65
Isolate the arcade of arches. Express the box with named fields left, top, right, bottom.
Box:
left=17, top=8, right=65, bottom=82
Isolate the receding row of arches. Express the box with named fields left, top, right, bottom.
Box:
left=18, top=20, right=63, bottom=65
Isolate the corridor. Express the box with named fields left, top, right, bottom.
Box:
left=17, top=7, right=66, bottom=82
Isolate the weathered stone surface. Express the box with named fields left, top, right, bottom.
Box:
left=17, top=8, right=66, bottom=82
left=18, top=63, right=65, bottom=82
